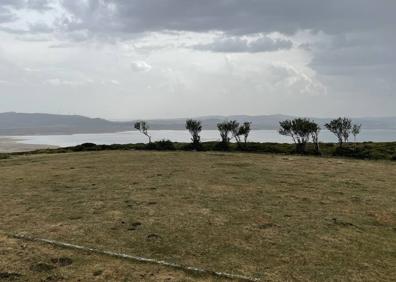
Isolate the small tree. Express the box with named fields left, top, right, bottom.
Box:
left=217, top=121, right=233, bottom=145
left=134, top=121, right=151, bottom=143
left=309, top=121, right=321, bottom=155
left=185, top=119, right=202, bottom=149
left=229, top=121, right=252, bottom=145
left=352, top=124, right=362, bottom=143
left=325, top=117, right=352, bottom=148
left=238, top=122, right=251, bottom=144
left=229, top=120, right=241, bottom=143
left=279, top=118, right=313, bottom=154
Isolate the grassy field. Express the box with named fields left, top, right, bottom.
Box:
left=0, top=151, right=396, bottom=281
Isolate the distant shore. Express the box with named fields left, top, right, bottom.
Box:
left=0, top=138, right=57, bottom=153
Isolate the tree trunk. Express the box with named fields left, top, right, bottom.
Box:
left=314, top=141, right=321, bottom=155
left=296, top=142, right=306, bottom=154
left=354, top=135, right=357, bottom=150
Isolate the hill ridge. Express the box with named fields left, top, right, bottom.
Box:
left=1, top=112, right=395, bottom=135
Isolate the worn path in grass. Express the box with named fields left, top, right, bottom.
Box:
left=0, top=234, right=212, bottom=281
left=1, top=151, right=396, bottom=281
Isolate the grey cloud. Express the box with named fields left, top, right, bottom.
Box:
left=28, top=22, right=54, bottom=33
left=55, top=0, right=395, bottom=85
left=0, top=0, right=53, bottom=26
left=0, top=4, right=17, bottom=23
left=309, top=32, right=396, bottom=80
left=26, top=0, right=52, bottom=10
left=193, top=36, right=293, bottom=53
left=0, top=0, right=25, bottom=8
left=0, top=0, right=52, bottom=11
left=59, top=0, right=395, bottom=36
left=0, top=23, right=54, bottom=36
left=48, top=43, right=75, bottom=48
left=0, top=0, right=395, bottom=118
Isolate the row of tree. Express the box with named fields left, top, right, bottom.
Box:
left=279, top=117, right=361, bottom=154
left=134, top=119, right=251, bottom=149
left=134, top=117, right=361, bottom=153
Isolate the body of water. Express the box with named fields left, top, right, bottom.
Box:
left=8, top=129, right=396, bottom=148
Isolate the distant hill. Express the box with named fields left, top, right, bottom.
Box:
left=0, top=112, right=395, bottom=135
left=0, top=112, right=131, bottom=135
left=143, top=114, right=295, bottom=130
left=132, top=114, right=396, bottom=130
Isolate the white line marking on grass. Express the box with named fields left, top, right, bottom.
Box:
left=7, top=232, right=260, bottom=281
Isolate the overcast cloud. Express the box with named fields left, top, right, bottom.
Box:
left=0, top=0, right=394, bottom=119
left=192, top=35, right=293, bottom=53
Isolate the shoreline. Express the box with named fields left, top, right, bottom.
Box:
left=1, top=129, right=395, bottom=154
left=0, top=137, right=57, bottom=153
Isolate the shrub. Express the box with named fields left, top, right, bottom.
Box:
left=213, top=141, right=231, bottom=151
left=133, top=143, right=149, bottom=150
left=182, top=142, right=203, bottom=151
left=241, top=142, right=294, bottom=154
left=72, top=143, right=99, bottom=151
left=333, top=146, right=371, bottom=159
left=0, top=153, right=10, bottom=160
left=200, top=142, right=217, bottom=151
left=151, top=140, right=176, bottom=151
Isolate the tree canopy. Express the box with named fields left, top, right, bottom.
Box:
left=134, top=121, right=151, bottom=143
left=279, top=118, right=319, bottom=153
left=325, top=117, right=352, bottom=147
left=185, top=119, right=202, bottom=147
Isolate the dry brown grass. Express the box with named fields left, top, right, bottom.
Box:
left=0, top=234, right=207, bottom=281
left=0, top=151, right=396, bottom=281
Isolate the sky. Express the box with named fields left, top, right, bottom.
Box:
left=0, top=0, right=394, bottom=119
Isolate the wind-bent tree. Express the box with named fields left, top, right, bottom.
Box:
left=352, top=124, right=362, bottom=143
left=217, top=121, right=233, bottom=145
left=279, top=118, right=314, bottom=154
left=309, top=121, right=321, bottom=154
left=185, top=119, right=202, bottom=148
left=229, top=121, right=252, bottom=145
left=238, top=122, right=252, bottom=144
left=325, top=117, right=352, bottom=147
left=229, top=120, right=241, bottom=143
left=134, top=121, right=151, bottom=143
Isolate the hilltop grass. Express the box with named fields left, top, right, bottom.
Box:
left=0, top=150, right=395, bottom=281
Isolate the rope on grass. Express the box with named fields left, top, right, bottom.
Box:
left=9, top=232, right=260, bottom=282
